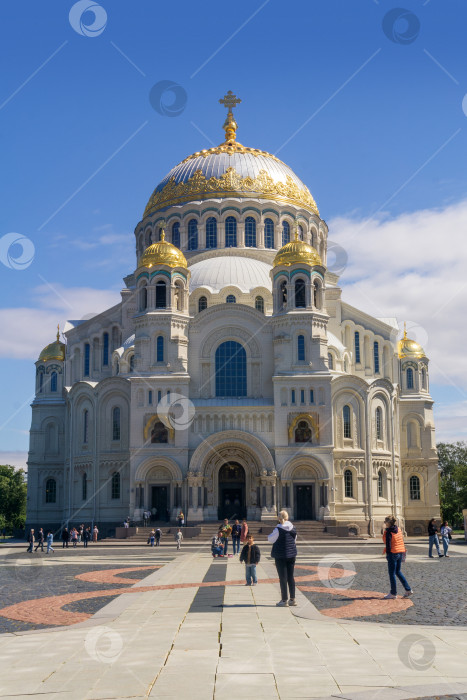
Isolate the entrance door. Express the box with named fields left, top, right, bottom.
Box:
left=295, top=484, right=314, bottom=520
left=151, top=485, right=168, bottom=521
left=218, top=463, right=246, bottom=520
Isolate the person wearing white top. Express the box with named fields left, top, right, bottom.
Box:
left=440, top=521, right=452, bottom=557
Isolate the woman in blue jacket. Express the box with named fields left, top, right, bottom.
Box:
left=268, top=510, right=298, bottom=607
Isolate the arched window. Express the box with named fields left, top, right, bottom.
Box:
left=327, top=353, right=333, bottom=370
left=295, top=420, right=312, bottom=442
left=406, top=367, right=414, bottom=389
left=50, top=372, right=57, bottom=392
left=206, top=217, right=217, bottom=248
left=198, top=296, right=207, bottom=312
left=297, top=335, right=305, bottom=361
left=156, top=336, right=164, bottom=363
left=111, top=471, right=120, bottom=499
left=344, top=358, right=348, bottom=372
left=409, top=475, right=420, bottom=500
left=139, top=285, right=147, bottom=311
left=421, top=368, right=427, bottom=389
left=82, top=473, right=87, bottom=501
left=112, top=407, right=121, bottom=441
left=378, top=470, right=383, bottom=498
left=295, top=278, right=306, bottom=308
left=39, top=372, right=43, bottom=393
left=155, top=280, right=166, bottom=309
left=103, top=332, right=109, bottom=366
left=226, top=294, right=236, bottom=303
left=172, top=221, right=180, bottom=248
left=245, top=217, right=256, bottom=247
left=83, top=409, right=89, bottom=444
left=129, top=354, right=135, bottom=373
left=344, top=469, right=353, bottom=498
left=225, top=216, right=237, bottom=247
left=188, top=219, right=198, bottom=250
left=282, top=220, right=290, bottom=246
left=215, top=341, right=247, bottom=397
left=264, top=218, right=274, bottom=248
left=115, top=360, right=119, bottom=376
left=376, top=407, right=382, bottom=440
left=279, top=280, right=287, bottom=309
left=174, top=282, right=183, bottom=311
left=343, top=405, right=351, bottom=439
left=84, top=343, right=90, bottom=376
left=255, top=296, right=264, bottom=313
left=45, top=478, right=56, bottom=504
left=313, top=281, right=320, bottom=308
left=374, top=341, right=380, bottom=374
left=354, top=331, right=361, bottom=364
left=298, top=224, right=304, bottom=241
left=150, top=420, right=168, bottom=443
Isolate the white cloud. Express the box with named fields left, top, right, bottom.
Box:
left=330, top=199, right=467, bottom=390
left=0, top=451, right=28, bottom=470
left=0, top=284, right=120, bottom=360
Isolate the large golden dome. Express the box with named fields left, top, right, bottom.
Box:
left=138, top=231, right=187, bottom=269
left=143, top=92, right=319, bottom=218
left=273, top=235, right=323, bottom=268
left=38, top=328, right=65, bottom=362
left=398, top=327, right=426, bottom=359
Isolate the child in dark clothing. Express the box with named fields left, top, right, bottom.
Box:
left=239, top=534, right=261, bottom=585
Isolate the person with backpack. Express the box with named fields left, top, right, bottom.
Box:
left=268, top=510, right=298, bottom=607
left=382, top=516, right=413, bottom=599
left=155, top=528, right=161, bottom=546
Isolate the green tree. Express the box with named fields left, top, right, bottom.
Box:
left=437, top=442, right=467, bottom=528
left=0, top=465, right=27, bottom=532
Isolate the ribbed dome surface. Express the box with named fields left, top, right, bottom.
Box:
left=189, top=256, right=272, bottom=293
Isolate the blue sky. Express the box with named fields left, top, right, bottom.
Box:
left=1, top=0, right=466, bottom=466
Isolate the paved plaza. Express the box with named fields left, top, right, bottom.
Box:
left=0, top=538, right=466, bottom=699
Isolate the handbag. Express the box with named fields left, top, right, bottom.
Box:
left=448, top=532, right=452, bottom=540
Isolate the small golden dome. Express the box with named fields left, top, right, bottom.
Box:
left=398, top=325, right=426, bottom=359
left=38, top=326, right=65, bottom=362
left=138, top=230, right=187, bottom=269
left=273, top=233, right=323, bottom=268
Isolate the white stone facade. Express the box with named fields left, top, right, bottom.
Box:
left=26, top=138, right=440, bottom=537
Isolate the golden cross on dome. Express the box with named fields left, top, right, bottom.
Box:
left=219, top=90, right=241, bottom=143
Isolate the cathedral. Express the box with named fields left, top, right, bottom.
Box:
left=26, top=93, right=440, bottom=537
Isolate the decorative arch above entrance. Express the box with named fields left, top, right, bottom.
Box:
left=281, top=457, right=329, bottom=522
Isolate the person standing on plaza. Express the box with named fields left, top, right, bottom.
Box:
left=175, top=528, right=183, bottom=550
left=83, top=527, right=90, bottom=548
left=26, top=528, right=35, bottom=553
left=231, top=519, right=241, bottom=555
left=71, top=528, right=78, bottom=547
left=78, top=525, right=83, bottom=543
left=440, top=520, right=452, bottom=557
left=46, top=530, right=54, bottom=554
left=240, top=519, right=249, bottom=543
left=382, top=516, right=412, bottom=599
left=221, top=519, right=232, bottom=557
left=268, top=510, right=298, bottom=607
left=428, top=518, right=444, bottom=558
left=149, top=529, right=155, bottom=546
left=34, top=528, right=44, bottom=552
left=92, top=525, right=98, bottom=543
left=240, top=533, right=261, bottom=585
left=155, top=527, right=161, bottom=546
left=178, top=511, right=185, bottom=527
left=61, top=527, right=69, bottom=548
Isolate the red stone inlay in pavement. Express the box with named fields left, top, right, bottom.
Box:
left=75, top=566, right=160, bottom=585
left=0, top=563, right=411, bottom=627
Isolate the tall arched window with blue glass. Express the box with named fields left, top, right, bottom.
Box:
left=245, top=217, right=256, bottom=247
left=215, top=341, right=247, bottom=397
left=264, top=218, right=274, bottom=248
left=172, top=221, right=180, bottom=248
left=225, top=217, right=237, bottom=247
left=206, top=217, right=217, bottom=248
left=282, top=221, right=290, bottom=246
left=188, top=219, right=198, bottom=250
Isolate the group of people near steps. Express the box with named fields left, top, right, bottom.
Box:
left=26, top=524, right=99, bottom=553
left=213, top=513, right=455, bottom=606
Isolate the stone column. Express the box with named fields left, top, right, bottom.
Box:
left=218, top=222, right=225, bottom=249
left=198, top=224, right=206, bottom=251
left=238, top=223, right=245, bottom=248
left=258, top=221, right=265, bottom=249
left=274, top=225, right=282, bottom=250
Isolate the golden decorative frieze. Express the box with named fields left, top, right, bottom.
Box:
left=144, top=166, right=319, bottom=217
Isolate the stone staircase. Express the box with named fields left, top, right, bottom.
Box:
left=118, top=520, right=338, bottom=542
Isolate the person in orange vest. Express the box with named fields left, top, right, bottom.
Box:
left=382, top=516, right=413, bottom=599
